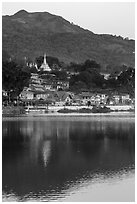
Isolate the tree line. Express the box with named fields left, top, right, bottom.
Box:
left=69, top=60, right=135, bottom=96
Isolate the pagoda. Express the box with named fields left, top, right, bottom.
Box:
left=40, top=53, right=51, bottom=72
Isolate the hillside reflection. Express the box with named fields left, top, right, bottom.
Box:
left=2, top=116, right=135, bottom=201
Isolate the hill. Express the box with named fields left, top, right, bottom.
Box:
left=2, top=10, right=135, bottom=72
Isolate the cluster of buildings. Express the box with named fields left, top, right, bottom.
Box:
left=78, top=92, right=133, bottom=106
left=19, top=53, right=70, bottom=105
left=19, top=86, right=133, bottom=107
left=2, top=53, right=135, bottom=107
left=29, top=73, right=69, bottom=91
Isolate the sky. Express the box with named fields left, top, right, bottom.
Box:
left=2, top=1, right=135, bottom=39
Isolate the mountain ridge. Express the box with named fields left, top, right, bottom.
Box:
left=2, top=10, right=135, bottom=72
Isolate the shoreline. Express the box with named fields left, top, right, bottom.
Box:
left=26, top=111, right=135, bottom=116
left=2, top=111, right=135, bottom=120
left=2, top=105, right=135, bottom=118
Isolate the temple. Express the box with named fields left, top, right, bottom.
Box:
left=40, top=53, right=51, bottom=72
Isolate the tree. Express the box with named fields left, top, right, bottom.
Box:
left=117, top=67, right=135, bottom=87
left=70, top=68, right=105, bottom=91
left=68, top=60, right=101, bottom=73
left=106, top=78, right=117, bottom=89
left=70, top=81, right=87, bottom=93
left=2, top=60, right=31, bottom=99
left=117, top=67, right=135, bottom=97
left=2, top=50, right=11, bottom=62
left=83, top=60, right=101, bottom=71
left=51, top=70, right=67, bottom=80
left=29, top=66, right=38, bottom=73
left=35, top=56, right=43, bottom=69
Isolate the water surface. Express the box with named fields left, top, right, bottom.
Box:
left=2, top=114, right=135, bottom=202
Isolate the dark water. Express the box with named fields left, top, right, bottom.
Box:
left=2, top=114, right=135, bottom=201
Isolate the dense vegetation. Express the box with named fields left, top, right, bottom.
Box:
left=69, top=60, right=135, bottom=96
left=2, top=10, right=135, bottom=72
left=2, top=60, right=31, bottom=99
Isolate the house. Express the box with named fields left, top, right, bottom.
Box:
left=44, top=83, right=53, bottom=90
left=94, top=94, right=107, bottom=105
left=99, top=94, right=108, bottom=104
left=30, top=78, right=43, bottom=85
left=30, top=74, right=44, bottom=85
left=80, top=92, right=98, bottom=105
left=28, top=62, right=38, bottom=70
left=121, top=94, right=130, bottom=104
left=52, top=80, right=69, bottom=90
left=67, top=71, right=79, bottom=76
left=80, top=92, right=94, bottom=104
left=72, top=94, right=82, bottom=105
left=20, top=87, right=51, bottom=102
left=94, top=94, right=101, bottom=105
left=106, top=96, right=115, bottom=105
left=45, top=92, right=56, bottom=104
left=100, top=72, right=110, bottom=80
left=53, top=91, right=73, bottom=105
left=41, top=81, right=55, bottom=91
left=80, top=92, right=108, bottom=105
left=34, top=91, right=50, bottom=100
left=20, top=90, right=34, bottom=100
left=112, top=95, right=120, bottom=104
left=30, top=73, right=39, bottom=80
left=30, top=84, right=45, bottom=92
left=57, top=81, right=69, bottom=90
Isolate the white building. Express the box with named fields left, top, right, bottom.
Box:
left=40, top=53, right=51, bottom=72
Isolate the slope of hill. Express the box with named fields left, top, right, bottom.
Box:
left=2, top=10, right=135, bottom=72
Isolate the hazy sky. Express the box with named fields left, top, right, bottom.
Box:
left=2, top=2, right=135, bottom=39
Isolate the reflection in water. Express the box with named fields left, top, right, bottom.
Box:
left=43, top=141, right=51, bottom=167
left=2, top=115, right=135, bottom=201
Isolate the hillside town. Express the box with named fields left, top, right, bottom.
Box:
left=2, top=52, right=135, bottom=113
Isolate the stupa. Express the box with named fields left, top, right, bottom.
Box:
left=40, top=53, right=51, bottom=72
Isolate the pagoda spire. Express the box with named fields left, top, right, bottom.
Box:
left=44, top=53, right=47, bottom=65
left=40, top=52, right=51, bottom=72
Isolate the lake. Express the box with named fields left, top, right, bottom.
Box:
left=2, top=114, right=135, bottom=202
